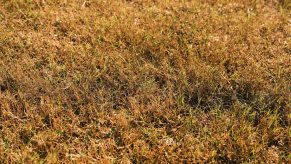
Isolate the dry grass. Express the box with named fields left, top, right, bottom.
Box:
left=0, top=0, right=290, bottom=163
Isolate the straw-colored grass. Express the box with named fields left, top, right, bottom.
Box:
left=0, top=0, right=290, bottom=163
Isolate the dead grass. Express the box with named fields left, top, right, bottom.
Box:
left=0, top=0, right=290, bottom=163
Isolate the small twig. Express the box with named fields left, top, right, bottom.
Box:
left=82, top=1, right=88, bottom=8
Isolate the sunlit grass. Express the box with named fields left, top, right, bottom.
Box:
left=0, top=0, right=290, bottom=163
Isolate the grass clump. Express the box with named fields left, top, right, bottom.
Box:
left=0, top=0, right=290, bottom=163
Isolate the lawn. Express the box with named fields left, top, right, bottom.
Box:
left=0, top=0, right=290, bottom=163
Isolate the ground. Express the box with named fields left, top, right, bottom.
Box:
left=0, top=0, right=290, bottom=163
